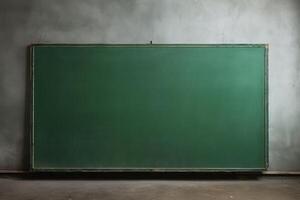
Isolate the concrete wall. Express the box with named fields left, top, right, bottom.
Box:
left=0, top=0, right=299, bottom=171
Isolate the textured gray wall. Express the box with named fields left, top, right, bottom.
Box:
left=0, top=0, right=299, bottom=171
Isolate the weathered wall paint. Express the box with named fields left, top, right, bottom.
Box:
left=0, top=0, right=299, bottom=171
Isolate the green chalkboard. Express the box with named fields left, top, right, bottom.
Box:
left=31, top=44, right=268, bottom=171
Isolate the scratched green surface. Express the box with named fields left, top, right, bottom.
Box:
left=32, top=45, right=267, bottom=170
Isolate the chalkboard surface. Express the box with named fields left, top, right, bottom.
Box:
left=31, top=44, right=268, bottom=171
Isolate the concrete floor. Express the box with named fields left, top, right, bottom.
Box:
left=0, top=176, right=299, bottom=200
